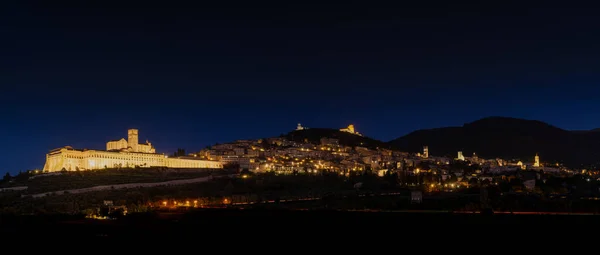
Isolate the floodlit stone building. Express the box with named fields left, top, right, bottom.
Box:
left=339, top=124, right=362, bottom=136
left=42, top=129, right=222, bottom=172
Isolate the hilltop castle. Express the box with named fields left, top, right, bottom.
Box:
left=296, top=123, right=362, bottom=136
left=42, top=129, right=222, bottom=172
left=340, top=124, right=362, bottom=136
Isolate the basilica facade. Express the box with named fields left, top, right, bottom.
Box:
left=42, top=129, right=222, bottom=172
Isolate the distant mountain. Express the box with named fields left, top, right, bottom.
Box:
left=387, top=116, right=600, bottom=168
left=285, top=128, right=388, bottom=149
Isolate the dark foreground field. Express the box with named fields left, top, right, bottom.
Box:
left=2, top=209, right=600, bottom=241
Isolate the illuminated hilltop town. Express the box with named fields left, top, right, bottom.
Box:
left=40, top=124, right=572, bottom=192
left=42, top=129, right=222, bottom=172
left=191, top=123, right=565, bottom=191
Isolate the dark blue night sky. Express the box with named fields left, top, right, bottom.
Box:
left=2, top=2, right=600, bottom=174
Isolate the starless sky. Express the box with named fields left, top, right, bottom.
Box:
left=1, top=1, right=600, bottom=174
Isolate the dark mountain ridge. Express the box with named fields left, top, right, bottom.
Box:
left=285, top=128, right=388, bottom=149
left=388, top=117, right=600, bottom=168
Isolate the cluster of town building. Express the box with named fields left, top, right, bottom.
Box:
left=41, top=124, right=571, bottom=192
left=190, top=124, right=564, bottom=187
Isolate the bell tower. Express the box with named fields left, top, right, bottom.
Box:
left=128, top=129, right=139, bottom=152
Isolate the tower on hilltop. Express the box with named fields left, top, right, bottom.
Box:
left=422, top=146, right=429, bottom=158
left=106, top=129, right=155, bottom=153
left=457, top=151, right=465, bottom=161
left=128, top=129, right=139, bottom=151
left=534, top=153, right=540, bottom=167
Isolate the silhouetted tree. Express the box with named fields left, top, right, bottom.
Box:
left=416, top=161, right=431, bottom=171
left=481, top=179, right=491, bottom=186
left=261, top=138, right=272, bottom=149
left=498, top=180, right=512, bottom=192
left=1, top=172, right=11, bottom=183
left=448, top=173, right=458, bottom=182
left=14, top=171, right=29, bottom=182
left=240, top=169, right=251, bottom=176
left=99, top=207, right=110, bottom=217
left=109, top=208, right=126, bottom=219
left=223, top=162, right=241, bottom=171
left=383, top=171, right=398, bottom=188
left=223, top=181, right=235, bottom=196
left=468, top=177, right=479, bottom=187
left=172, top=148, right=186, bottom=157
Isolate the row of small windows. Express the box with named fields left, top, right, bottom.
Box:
left=60, top=154, right=220, bottom=168
left=64, top=154, right=163, bottom=160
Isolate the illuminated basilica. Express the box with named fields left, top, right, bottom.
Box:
left=43, top=129, right=222, bottom=172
